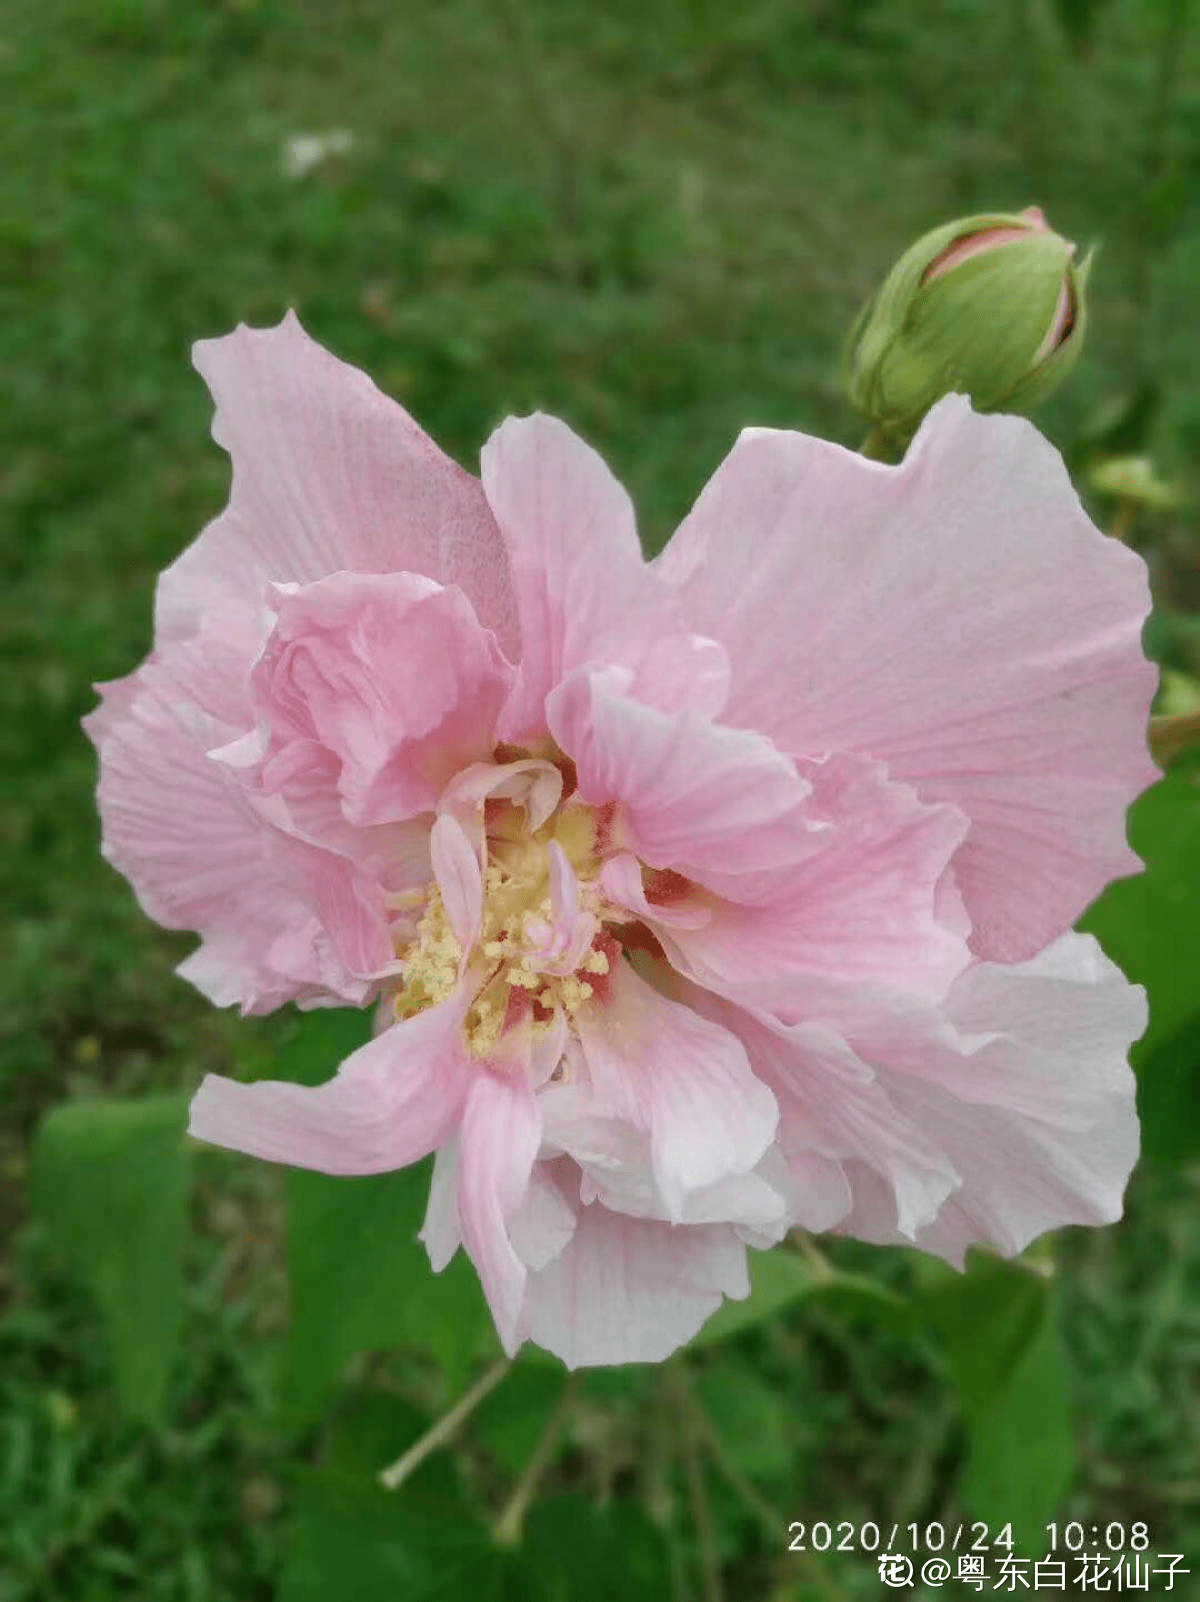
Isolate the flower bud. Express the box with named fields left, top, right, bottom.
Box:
left=844, top=207, right=1090, bottom=441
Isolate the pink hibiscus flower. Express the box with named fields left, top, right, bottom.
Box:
left=85, top=314, right=1157, bottom=1367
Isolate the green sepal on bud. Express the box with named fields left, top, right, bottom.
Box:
left=844, top=208, right=1091, bottom=445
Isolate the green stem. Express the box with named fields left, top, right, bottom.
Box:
left=646, top=1377, right=692, bottom=1602
left=1108, top=498, right=1137, bottom=544
left=670, top=1365, right=722, bottom=1602
left=858, top=424, right=899, bottom=461
left=378, top=1358, right=512, bottom=1491
left=493, top=1376, right=578, bottom=1547
left=788, top=1228, right=836, bottom=1281
left=676, top=1367, right=839, bottom=1602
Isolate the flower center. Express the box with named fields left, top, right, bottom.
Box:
left=393, top=793, right=618, bottom=1059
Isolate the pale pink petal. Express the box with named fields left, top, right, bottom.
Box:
left=544, top=1099, right=789, bottom=1235
left=579, top=727, right=969, bottom=1009
left=547, top=839, right=579, bottom=939
left=517, top=843, right=599, bottom=976
left=83, top=637, right=379, bottom=1015
left=521, top=1195, right=751, bottom=1368
left=508, top=1163, right=579, bottom=1272
left=547, top=668, right=819, bottom=883
left=456, top=1068, right=542, bottom=1353
left=572, top=958, right=778, bottom=1219
left=834, top=934, right=1144, bottom=1262
left=187, top=993, right=473, bottom=1173
left=684, top=983, right=957, bottom=1240
left=438, top=757, right=563, bottom=855
left=258, top=814, right=396, bottom=981
left=658, top=396, right=1157, bottom=960
left=754, top=1143, right=852, bottom=1236
left=161, top=312, right=517, bottom=655
left=480, top=413, right=729, bottom=738
left=420, top=1140, right=461, bottom=1271
left=599, top=852, right=711, bottom=930
left=253, top=572, right=512, bottom=826
left=430, top=812, right=484, bottom=953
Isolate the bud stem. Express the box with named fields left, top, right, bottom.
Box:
left=1108, top=499, right=1138, bottom=544
left=858, top=424, right=901, bottom=462
left=1149, top=712, right=1200, bottom=770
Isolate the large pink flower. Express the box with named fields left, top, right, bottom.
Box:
left=85, top=314, right=1157, bottom=1367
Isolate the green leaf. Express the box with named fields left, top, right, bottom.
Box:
left=281, top=1471, right=548, bottom=1602
left=281, top=1399, right=669, bottom=1602
left=523, top=1495, right=673, bottom=1601
left=1132, top=1012, right=1200, bottom=1166
left=272, top=1006, right=375, bottom=1088
left=1081, top=767, right=1200, bottom=1164
left=807, top=1269, right=914, bottom=1333
left=688, top=1247, right=911, bottom=1350
left=1050, top=0, right=1114, bottom=52
left=688, top=1248, right=819, bottom=1348
left=31, top=1094, right=191, bottom=1423
left=321, top=1389, right=456, bottom=1499
left=962, top=1309, right=1074, bottom=1553
left=1081, top=769, right=1200, bottom=1063
left=473, top=1363, right=568, bottom=1475
left=696, top=1359, right=791, bottom=1483
left=921, top=1254, right=1045, bottom=1419
left=285, top=1160, right=498, bottom=1421
left=921, top=1254, right=1074, bottom=1549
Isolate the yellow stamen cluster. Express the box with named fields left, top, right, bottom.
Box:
left=392, top=799, right=617, bottom=1060
left=393, top=884, right=461, bottom=1021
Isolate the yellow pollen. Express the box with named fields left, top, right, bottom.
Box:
left=558, top=976, right=594, bottom=1010
left=393, top=792, right=616, bottom=1056
left=394, top=883, right=461, bottom=1020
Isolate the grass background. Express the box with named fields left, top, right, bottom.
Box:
left=2, top=0, right=1198, bottom=1597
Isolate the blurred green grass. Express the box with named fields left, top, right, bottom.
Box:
left=2, top=0, right=1198, bottom=1597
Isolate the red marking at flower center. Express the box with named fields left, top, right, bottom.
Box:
left=643, top=867, right=694, bottom=907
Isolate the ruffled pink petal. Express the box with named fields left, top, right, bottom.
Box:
left=599, top=853, right=712, bottom=930
left=216, top=729, right=434, bottom=905
left=456, top=1068, right=543, bottom=1353
left=516, top=843, right=599, bottom=976
left=520, top=1190, right=752, bottom=1367
left=83, top=636, right=381, bottom=1015
left=540, top=1090, right=789, bottom=1234
left=187, top=992, right=473, bottom=1173
left=658, top=396, right=1158, bottom=960
left=480, top=413, right=730, bottom=739
left=253, top=572, right=512, bottom=826
left=163, top=312, right=518, bottom=657
left=684, top=982, right=957, bottom=1239
left=547, top=668, right=820, bottom=884
left=834, top=934, right=1144, bottom=1263
left=755, top=1144, right=852, bottom=1236
left=572, top=958, right=778, bottom=1219
left=438, top=757, right=563, bottom=857
left=576, top=719, right=970, bottom=1009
